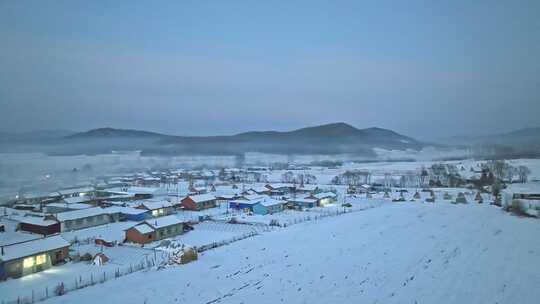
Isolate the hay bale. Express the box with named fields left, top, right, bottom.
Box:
left=475, top=192, right=483, bottom=201
left=180, top=248, right=198, bottom=264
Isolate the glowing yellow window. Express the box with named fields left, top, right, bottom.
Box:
left=23, top=257, right=35, bottom=268
left=152, top=210, right=158, bottom=217
left=36, top=254, right=47, bottom=265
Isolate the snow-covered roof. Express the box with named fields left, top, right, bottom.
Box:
left=138, top=200, right=174, bottom=210
left=257, top=198, right=286, bottom=207
left=57, top=187, right=94, bottom=196
left=289, top=198, right=318, bottom=204
left=265, top=183, right=293, bottom=190
left=313, top=192, right=337, bottom=199
left=133, top=223, right=154, bottom=234
left=0, top=235, right=70, bottom=262
left=242, top=194, right=266, bottom=201
left=250, top=186, right=269, bottom=193
left=186, top=194, right=216, bottom=203
left=107, top=206, right=149, bottom=215
left=125, top=187, right=161, bottom=195
left=229, top=199, right=260, bottom=206
left=53, top=207, right=114, bottom=222
left=145, top=215, right=183, bottom=228
left=47, top=203, right=93, bottom=210
left=9, top=215, right=58, bottom=226
left=63, top=196, right=94, bottom=204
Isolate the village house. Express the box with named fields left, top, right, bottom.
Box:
left=50, top=186, right=95, bottom=199
left=309, top=192, right=338, bottom=206
left=248, top=186, right=271, bottom=195
left=46, top=202, right=93, bottom=213
left=265, top=183, right=294, bottom=195
left=125, top=215, right=185, bottom=244
left=215, top=194, right=241, bottom=204
left=13, top=192, right=57, bottom=207
left=181, top=194, right=217, bottom=211
left=12, top=215, right=61, bottom=236
left=296, top=184, right=319, bottom=195
left=135, top=200, right=175, bottom=217
left=0, top=235, right=70, bottom=279
left=288, top=197, right=318, bottom=209
left=124, top=186, right=162, bottom=199
left=109, top=206, right=150, bottom=221
left=51, top=207, right=120, bottom=231
left=228, top=198, right=260, bottom=212
left=252, top=198, right=286, bottom=215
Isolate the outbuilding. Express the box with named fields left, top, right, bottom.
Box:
left=13, top=216, right=60, bottom=236
left=52, top=207, right=119, bottom=231
left=136, top=200, right=175, bottom=217
left=125, top=215, right=185, bottom=244
left=181, top=194, right=217, bottom=211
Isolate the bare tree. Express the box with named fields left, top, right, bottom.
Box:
left=517, top=165, right=531, bottom=183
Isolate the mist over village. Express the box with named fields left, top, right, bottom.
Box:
left=1, top=1, right=539, bottom=304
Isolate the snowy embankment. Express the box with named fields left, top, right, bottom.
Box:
left=41, top=202, right=540, bottom=304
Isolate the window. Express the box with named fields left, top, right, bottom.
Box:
left=152, top=210, right=159, bottom=217
left=36, top=254, right=47, bottom=265
left=23, top=257, right=34, bottom=268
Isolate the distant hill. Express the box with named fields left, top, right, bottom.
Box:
left=58, top=122, right=422, bottom=156
left=0, top=122, right=424, bottom=156
left=447, top=127, right=540, bottom=146
left=66, top=127, right=167, bottom=139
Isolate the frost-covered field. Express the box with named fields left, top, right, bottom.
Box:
left=36, top=202, right=540, bottom=304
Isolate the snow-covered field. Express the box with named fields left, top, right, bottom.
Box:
left=28, top=201, right=540, bottom=304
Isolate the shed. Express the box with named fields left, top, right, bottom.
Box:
left=181, top=194, right=217, bottom=211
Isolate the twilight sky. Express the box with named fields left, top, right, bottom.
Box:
left=0, top=0, right=539, bottom=140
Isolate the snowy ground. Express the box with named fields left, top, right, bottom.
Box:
left=28, top=201, right=540, bottom=304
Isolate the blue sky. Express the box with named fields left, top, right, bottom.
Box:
left=1, top=0, right=539, bottom=139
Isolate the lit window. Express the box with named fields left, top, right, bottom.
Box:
left=23, top=257, right=35, bottom=268
left=36, top=254, right=47, bottom=265
left=152, top=210, right=159, bottom=217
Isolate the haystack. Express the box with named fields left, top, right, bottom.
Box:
left=180, top=247, right=198, bottom=265
left=455, top=192, right=467, bottom=204
left=475, top=192, right=483, bottom=201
